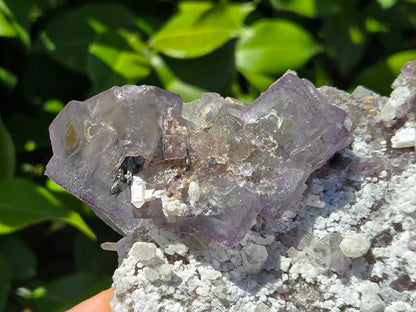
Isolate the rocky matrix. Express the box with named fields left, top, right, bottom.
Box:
left=47, top=61, right=416, bottom=311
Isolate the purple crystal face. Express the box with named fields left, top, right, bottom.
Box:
left=45, top=71, right=350, bottom=246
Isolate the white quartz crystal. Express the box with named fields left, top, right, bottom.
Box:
left=241, top=243, right=268, bottom=273
left=131, top=176, right=146, bottom=208
left=339, top=233, right=371, bottom=258
left=188, top=181, right=200, bottom=205
left=128, top=242, right=164, bottom=266
left=161, top=196, right=188, bottom=222
left=391, top=126, right=416, bottom=148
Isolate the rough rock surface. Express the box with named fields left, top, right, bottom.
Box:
left=107, top=61, right=416, bottom=311
left=45, top=70, right=349, bottom=247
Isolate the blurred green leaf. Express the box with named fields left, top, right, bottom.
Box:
left=270, top=0, right=317, bottom=17
left=42, top=99, right=64, bottom=114
left=270, top=0, right=342, bottom=17
left=164, top=40, right=237, bottom=94
left=0, top=66, right=17, bottom=89
left=353, top=50, right=416, bottom=95
left=0, top=178, right=96, bottom=239
left=377, top=0, right=397, bottom=9
left=0, top=0, right=31, bottom=45
left=322, top=9, right=367, bottom=74
left=88, top=31, right=151, bottom=93
left=0, top=117, right=15, bottom=180
left=0, top=255, right=11, bottom=311
left=5, top=113, right=50, bottom=152
left=150, top=54, right=206, bottom=101
left=20, top=55, right=90, bottom=105
left=365, top=16, right=389, bottom=33
left=33, top=272, right=108, bottom=312
left=150, top=1, right=254, bottom=58
left=236, top=19, right=322, bottom=78
left=239, top=69, right=275, bottom=91
left=33, top=3, right=135, bottom=73
left=386, top=50, right=416, bottom=75
left=0, top=235, right=36, bottom=281
left=74, top=232, right=117, bottom=278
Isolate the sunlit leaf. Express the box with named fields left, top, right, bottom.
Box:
left=236, top=19, right=322, bottom=76
left=377, top=0, right=397, bottom=9
left=0, top=179, right=95, bottom=239
left=0, top=117, right=15, bottom=180
left=270, top=0, right=317, bottom=17
left=42, top=99, right=64, bottom=114
left=88, top=31, right=151, bottom=93
left=150, top=1, right=255, bottom=58
left=0, top=0, right=31, bottom=45
left=386, top=50, right=416, bottom=75
left=150, top=54, right=205, bottom=101
left=33, top=3, right=135, bottom=73
left=238, top=69, right=275, bottom=91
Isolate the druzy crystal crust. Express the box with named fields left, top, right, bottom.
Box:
left=45, top=71, right=350, bottom=246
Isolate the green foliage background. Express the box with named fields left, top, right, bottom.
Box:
left=0, top=0, right=415, bottom=310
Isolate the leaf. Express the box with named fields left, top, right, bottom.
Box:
left=0, top=234, right=36, bottom=281
left=150, top=1, right=255, bottom=58
left=270, top=0, right=342, bottom=17
left=33, top=272, right=106, bottom=312
left=236, top=19, right=322, bottom=76
left=88, top=31, right=151, bottom=93
left=0, top=178, right=96, bottom=239
left=32, top=3, right=135, bottom=73
left=0, top=0, right=31, bottom=45
left=150, top=54, right=206, bottom=101
left=353, top=50, right=416, bottom=95
left=0, top=255, right=11, bottom=312
left=164, top=40, right=237, bottom=94
left=238, top=69, right=275, bottom=91
left=4, top=113, right=51, bottom=152
left=0, top=117, right=15, bottom=180
left=322, top=7, right=367, bottom=74
left=270, top=0, right=317, bottom=17
left=386, top=50, right=416, bottom=75
left=0, top=66, right=18, bottom=89
left=74, top=231, right=117, bottom=278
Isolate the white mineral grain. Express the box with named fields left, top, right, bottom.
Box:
left=164, top=242, right=188, bottom=256
left=131, top=176, right=146, bottom=208
left=380, top=86, right=411, bottom=122
left=240, top=243, right=268, bottom=274
left=391, top=126, right=416, bottom=148
left=128, top=242, right=164, bottom=266
left=385, top=301, right=413, bottom=312
left=360, top=294, right=385, bottom=312
left=339, top=233, right=371, bottom=258
left=409, top=224, right=416, bottom=251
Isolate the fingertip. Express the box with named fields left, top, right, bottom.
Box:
left=66, top=288, right=114, bottom=312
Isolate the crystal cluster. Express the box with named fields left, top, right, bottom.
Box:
left=45, top=71, right=350, bottom=246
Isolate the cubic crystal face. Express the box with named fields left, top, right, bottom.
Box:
left=45, top=71, right=350, bottom=246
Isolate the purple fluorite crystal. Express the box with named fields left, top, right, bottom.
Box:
left=45, top=71, right=350, bottom=246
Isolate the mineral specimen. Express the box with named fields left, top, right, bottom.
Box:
left=45, top=70, right=350, bottom=247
